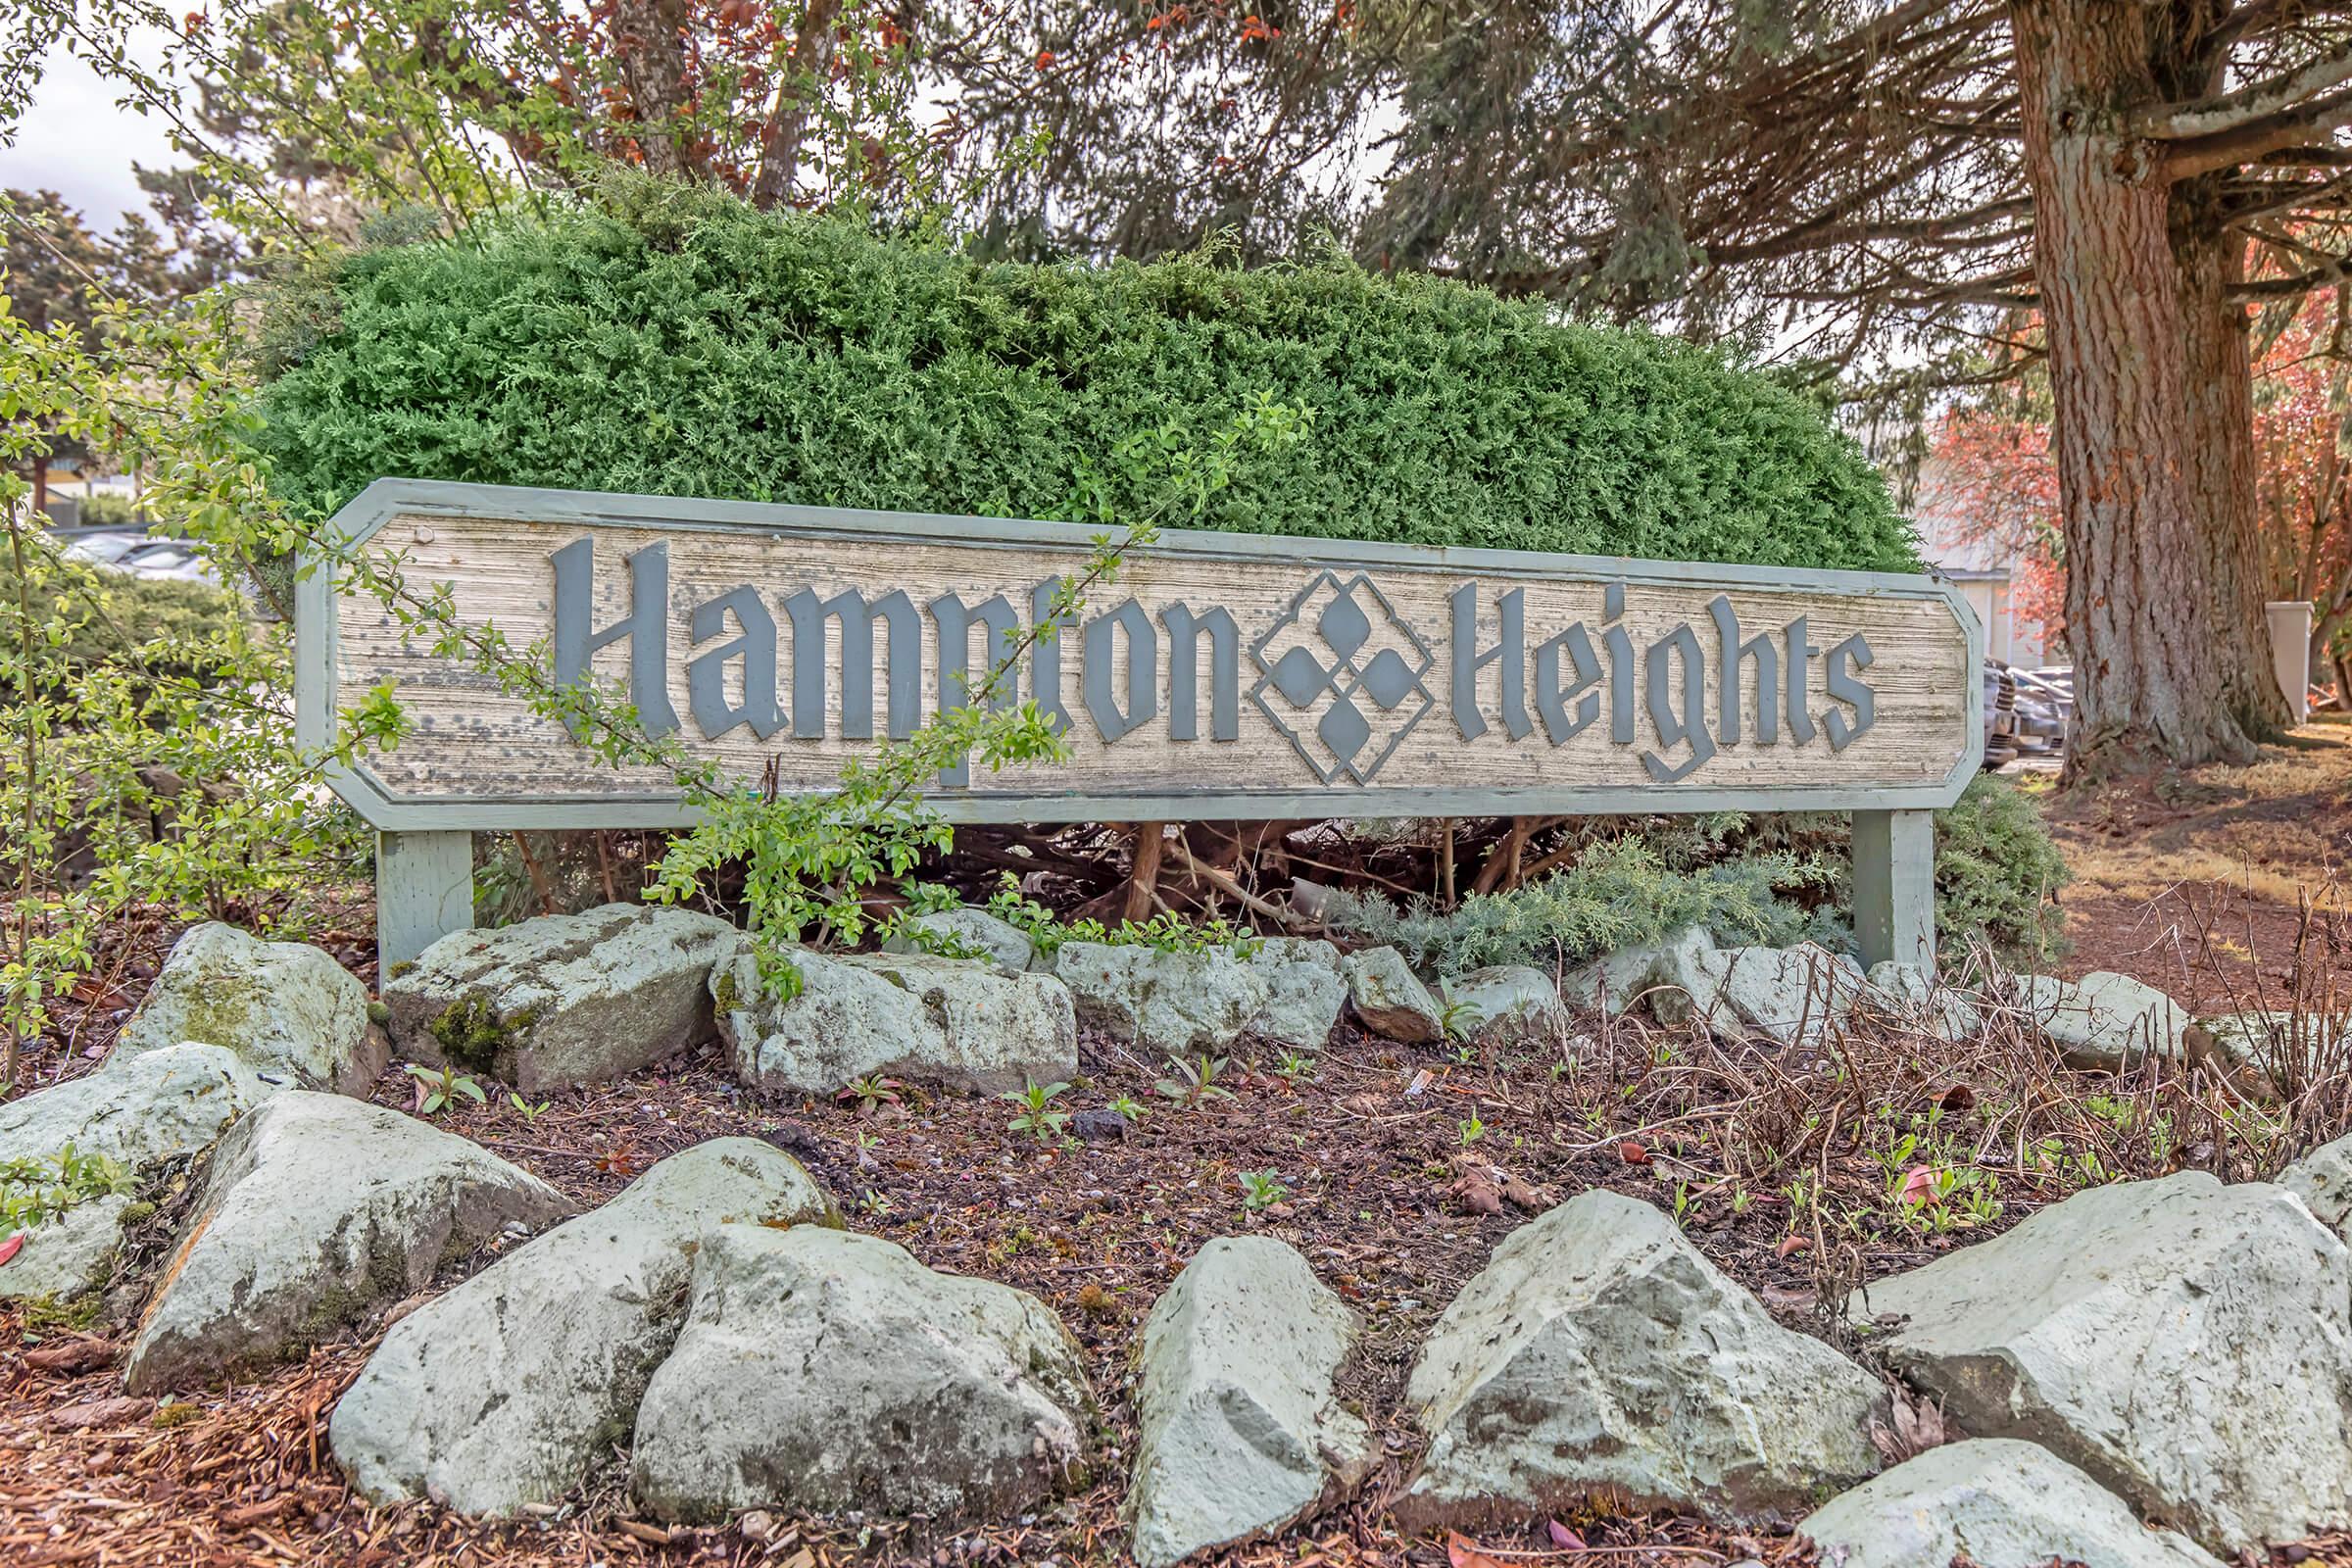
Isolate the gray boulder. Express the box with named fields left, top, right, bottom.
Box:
left=1854, top=1172, right=2352, bottom=1552
left=1564, top=926, right=1716, bottom=1020
left=386, top=904, right=737, bottom=1095
left=884, top=907, right=1039, bottom=974
left=124, top=1092, right=572, bottom=1394
left=1802, top=1439, right=2223, bottom=1568
left=113, top=922, right=377, bottom=1095
left=1683, top=944, right=1863, bottom=1046
left=1054, top=941, right=1269, bottom=1054
left=1859, top=961, right=1979, bottom=1044
left=1402, top=1190, right=1881, bottom=1527
left=718, top=942, right=1076, bottom=1096
left=2280, top=1132, right=2352, bottom=1238
left=2186, top=1009, right=2329, bottom=1098
left=0, top=1042, right=273, bottom=1170
left=631, top=1225, right=1092, bottom=1524
left=1439, top=966, right=1569, bottom=1052
left=331, top=1138, right=830, bottom=1515
left=0, top=1044, right=277, bottom=1303
left=2017, top=970, right=2189, bottom=1069
left=1341, top=947, right=1444, bottom=1044
left=1128, top=1237, right=1374, bottom=1567
left=0, top=1195, right=136, bottom=1304
left=1246, top=939, right=1347, bottom=1050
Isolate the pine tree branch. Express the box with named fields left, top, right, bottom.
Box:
left=2124, top=38, right=2352, bottom=142
left=2160, top=86, right=2352, bottom=182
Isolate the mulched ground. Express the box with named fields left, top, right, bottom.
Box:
left=2041, top=723, right=2352, bottom=1011
left=10, top=843, right=2352, bottom=1565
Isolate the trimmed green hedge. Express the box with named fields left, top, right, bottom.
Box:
left=255, top=185, right=1917, bottom=569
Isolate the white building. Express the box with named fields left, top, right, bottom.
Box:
left=1903, top=463, right=2052, bottom=669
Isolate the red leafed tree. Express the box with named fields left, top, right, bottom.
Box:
left=2250, top=288, right=2352, bottom=699
left=1921, top=409, right=2067, bottom=655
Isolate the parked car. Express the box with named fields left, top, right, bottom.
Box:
left=2010, top=666, right=2072, bottom=759
left=54, top=530, right=219, bottom=586
left=61, top=530, right=155, bottom=566
left=116, top=541, right=218, bottom=583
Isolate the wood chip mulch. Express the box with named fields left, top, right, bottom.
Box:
left=5, top=905, right=2349, bottom=1566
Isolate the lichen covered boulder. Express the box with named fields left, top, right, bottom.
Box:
left=2018, top=969, right=2190, bottom=1070
left=0, top=1044, right=277, bottom=1304
left=630, top=1225, right=1092, bottom=1524
left=1128, top=1237, right=1373, bottom=1567
left=717, top=942, right=1076, bottom=1095
left=1859, top=960, right=1978, bottom=1044
left=1403, top=1190, right=1881, bottom=1527
left=882, top=907, right=1039, bottom=974
left=124, top=1092, right=572, bottom=1393
left=112, top=922, right=377, bottom=1095
left=1341, top=946, right=1444, bottom=1044
left=0, top=1195, right=137, bottom=1304
left=1054, top=941, right=1269, bottom=1054
left=1683, top=944, right=1863, bottom=1046
left=2186, top=1009, right=2329, bottom=1098
left=1802, top=1439, right=2224, bottom=1568
left=0, top=1042, right=274, bottom=1172
left=2280, top=1131, right=2352, bottom=1238
left=1439, top=966, right=1568, bottom=1052
left=1564, top=926, right=1715, bottom=1020
left=1246, top=938, right=1348, bottom=1050
left=1854, top=1172, right=2352, bottom=1552
left=331, top=1138, right=830, bottom=1515
left=384, top=904, right=737, bottom=1095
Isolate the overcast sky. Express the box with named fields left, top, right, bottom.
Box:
left=2, top=37, right=182, bottom=230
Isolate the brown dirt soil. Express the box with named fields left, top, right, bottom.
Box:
left=2036, top=716, right=2352, bottom=1011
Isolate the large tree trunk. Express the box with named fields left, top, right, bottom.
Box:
left=2172, top=177, right=2294, bottom=739
left=2009, top=0, right=2256, bottom=777
left=608, top=0, right=703, bottom=179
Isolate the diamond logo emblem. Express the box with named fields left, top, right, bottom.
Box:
left=1249, top=571, right=1435, bottom=785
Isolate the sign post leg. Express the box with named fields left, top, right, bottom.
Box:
left=377, top=830, right=473, bottom=972
left=1852, top=808, right=1935, bottom=973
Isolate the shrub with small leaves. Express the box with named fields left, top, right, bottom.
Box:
left=0, top=1142, right=136, bottom=1238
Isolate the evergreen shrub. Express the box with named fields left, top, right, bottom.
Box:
left=1327, top=775, right=2067, bottom=979
left=254, top=181, right=1917, bottom=571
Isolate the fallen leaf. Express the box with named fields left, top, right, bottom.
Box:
left=1870, top=1384, right=1948, bottom=1463
left=1547, top=1518, right=1589, bottom=1548
left=1450, top=1171, right=1503, bottom=1216
left=1776, top=1234, right=1812, bottom=1258
left=50, top=1396, right=152, bottom=1431
left=1617, top=1141, right=1651, bottom=1166
left=1899, top=1166, right=1943, bottom=1208
left=24, top=1336, right=120, bottom=1374
left=1936, top=1082, right=1976, bottom=1112
left=0, top=1232, right=22, bottom=1268
left=1446, top=1530, right=1512, bottom=1568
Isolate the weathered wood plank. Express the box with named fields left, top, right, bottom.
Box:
left=300, top=480, right=1984, bottom=830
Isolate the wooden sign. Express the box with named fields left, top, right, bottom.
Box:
left=299, top=480, right=1981, bottom=968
